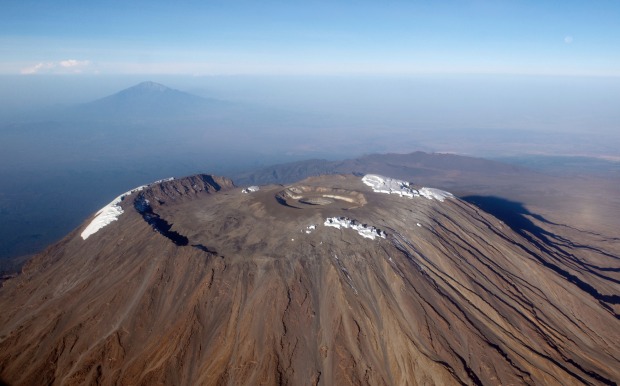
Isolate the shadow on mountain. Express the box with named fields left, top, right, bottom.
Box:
left=192, top=244, right=218, bottom=254
left=461, top=196, right=552, bottom=240
left=462, top=195, right=618, bottom=260
left=462, top=195, right=620, bottom=309
left=134, top=195, right=189, bottom=246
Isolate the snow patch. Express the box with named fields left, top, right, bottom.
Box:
left=81, top=177, right=174, bottom=240
left=362, top=174, right=453, bottom=202
left=361, top=174, right=419, bottom=197
left=324, top=217, right=386, bottom=240
left=305, top=224, right=316, bottom=234
left=153, top=177, right=175, bottom=184
left=418, top=187, right=454, bottom=202
left=242, top=186, right=260, bottom=193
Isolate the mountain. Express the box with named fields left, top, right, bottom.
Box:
left=233, top=151, right=528, bottom=187
left=74, top=81, right=228, bottom=121
left=0, top=173, right=618, bottom=385
left=232, top=151, right=620, bottom=236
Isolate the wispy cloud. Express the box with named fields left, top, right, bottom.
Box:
left=20, top=59, right=91, bottom=74
left=59, top=59, right=90, bottom=68
left=564, top=35, right=574, bottom=44
left=20, top=62, right=55, bottom=74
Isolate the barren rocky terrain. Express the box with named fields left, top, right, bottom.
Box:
left=0, top=174, right=618, bottom=385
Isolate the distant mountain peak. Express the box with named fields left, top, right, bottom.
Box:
left=76, top=80, right=224, bottom=120
left=120, top=81, right=175, bottom=94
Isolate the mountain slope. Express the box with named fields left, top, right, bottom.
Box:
left=0, top=174, right=618, bottom=385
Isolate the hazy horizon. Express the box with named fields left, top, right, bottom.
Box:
left=3, top=69, right=618, bottom=165
left=3, top=0, right=619, bottom=156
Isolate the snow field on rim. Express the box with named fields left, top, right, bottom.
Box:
left=81, top=178, right=174, bottom=240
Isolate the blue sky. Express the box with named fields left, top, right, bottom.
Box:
left=1, top=0, right=619, bottom=76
